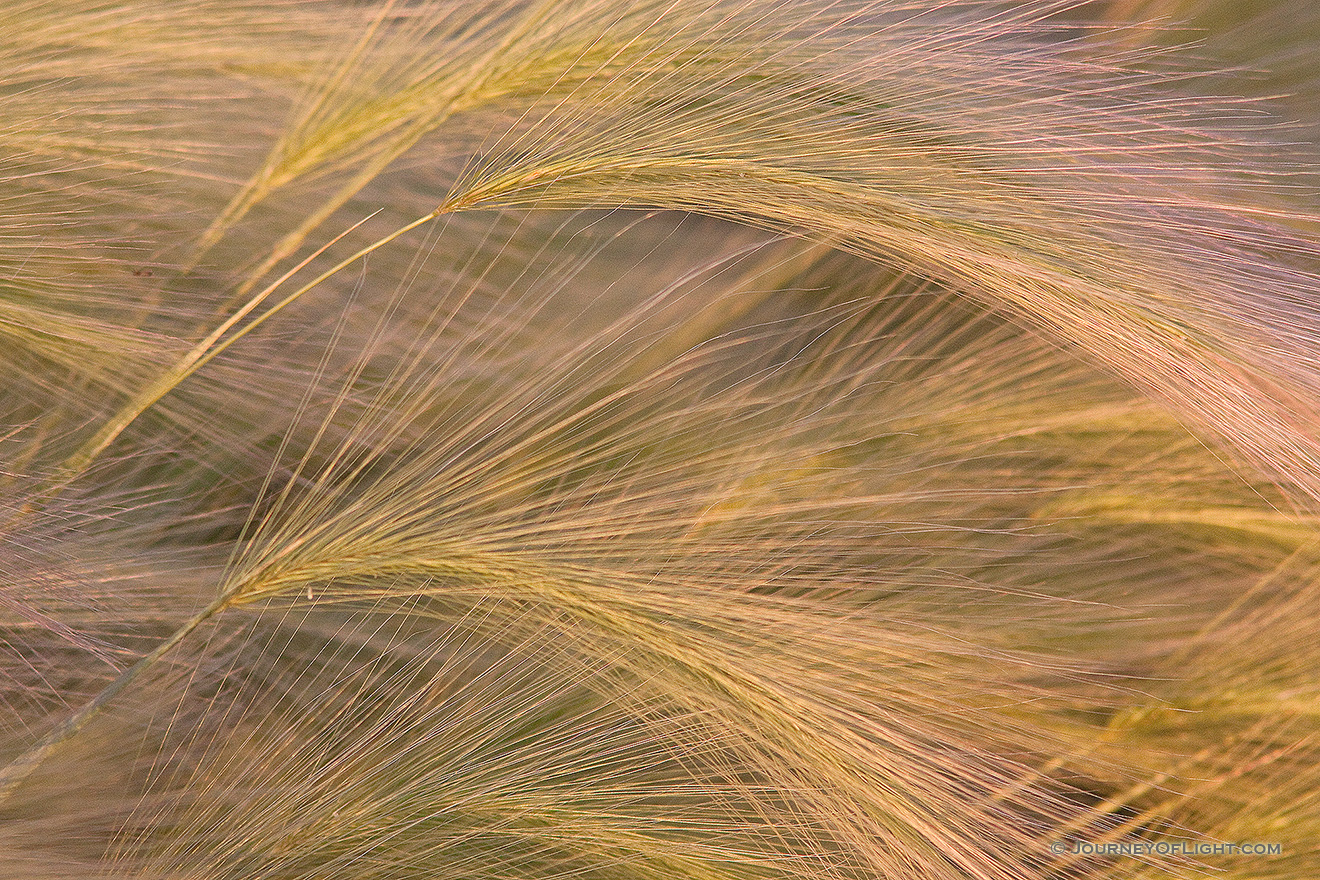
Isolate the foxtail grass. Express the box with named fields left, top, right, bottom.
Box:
left=3, top=2, right=1320, bottom=878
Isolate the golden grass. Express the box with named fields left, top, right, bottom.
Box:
left=3, top=2, right=1320, bottom=878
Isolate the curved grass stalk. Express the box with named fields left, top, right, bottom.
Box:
left=7, top=3, right=1320, bottom=878
left=213, top=551, right=1082, bottom=880
left=0, top=207, right=464, bottom=796
left=189, top=0, right=564, bottom=313
left=51, top=209, right=439, bottom=491
left=0, top=205, right=467, bottom=797
left=431, top=146, right=1320, bottom=508
left=0, top=595, right=226, bottom=804
left=190, top=0, right=407, bottom=259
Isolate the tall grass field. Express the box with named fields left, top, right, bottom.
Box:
left=3, top=1, right=1320, bottom=877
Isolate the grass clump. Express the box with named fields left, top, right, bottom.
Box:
left=2, top=2, right=1320, bottom=878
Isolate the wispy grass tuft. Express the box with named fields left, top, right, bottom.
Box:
left=3, top=2, right=1320, bottom=878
